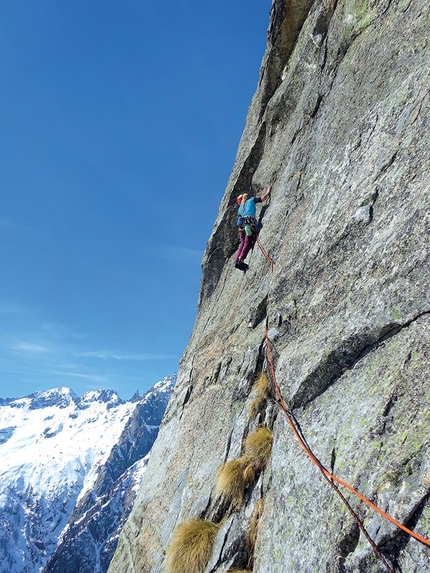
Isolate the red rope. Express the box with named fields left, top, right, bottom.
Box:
left=256, top=236, right=274, bottom=274
left=264, top=324, right=430, bottom=569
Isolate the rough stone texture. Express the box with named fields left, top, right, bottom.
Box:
left=108, top=1, right=430, bottom=572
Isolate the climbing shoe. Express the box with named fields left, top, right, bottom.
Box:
left=235, top=261, right=248, bottom=271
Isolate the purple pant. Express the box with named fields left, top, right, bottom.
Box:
left=235, top=229, right=256, bottom=262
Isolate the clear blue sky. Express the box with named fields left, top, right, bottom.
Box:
left=0, top=0, right=271, bottom=400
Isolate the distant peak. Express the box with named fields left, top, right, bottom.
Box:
left=130, top=390, right=140, bottom=403
left=7, top=387, right=79, bottom=410
left=77, top=388, right=124, bottom=409
left=151, top=373, right=177, bottom=393
left=138, top=373, right=177, bottom=405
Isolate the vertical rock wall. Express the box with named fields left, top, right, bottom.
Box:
left=108, top=1, right=430, bottom=572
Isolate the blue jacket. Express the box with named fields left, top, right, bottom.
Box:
left=238, top=197, right=262, bottom=218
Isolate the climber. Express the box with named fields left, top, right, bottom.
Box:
left=235, top=185, right=272, bottom=271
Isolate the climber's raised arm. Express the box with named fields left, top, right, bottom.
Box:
left=261, top=184, right=272, bottom=202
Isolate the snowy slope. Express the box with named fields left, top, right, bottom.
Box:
left=0, top=375, right=175, bottom=573
left=44, top=374, right=176, bottom=573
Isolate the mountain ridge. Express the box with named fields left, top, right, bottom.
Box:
left=0, top=374, right=176, bottom=573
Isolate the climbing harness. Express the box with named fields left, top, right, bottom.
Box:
left=239, top=215, right=258, bottom=233
left=235, top=192, right=274, bottom=273
left=264, top=323, right=430, bottom=571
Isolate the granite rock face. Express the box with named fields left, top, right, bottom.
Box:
left=108, top=1, right=430, bottom=572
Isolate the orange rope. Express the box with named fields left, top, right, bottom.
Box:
left=256, top=236, right=274, bottom=273
left=264, top=324, right=430, bottom=567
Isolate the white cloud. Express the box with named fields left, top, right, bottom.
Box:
left=0, top=219, right=29, bottom=232
left=154, top=246, right=202, bottom=262
left=0, top=218, right=15, bottom=229
left=44, top=370, right=108, bottom=383
left=0, top=305, right=178, bottom=397
left=75, top=350, right=177, bottom=361
left=10, top=343, right=54, bottom=354
left=0, top=303, right=26, bottom=314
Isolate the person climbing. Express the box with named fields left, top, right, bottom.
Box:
left=235, top=184, right=272, bottom=271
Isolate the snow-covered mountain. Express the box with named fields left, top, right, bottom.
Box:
left=0, top=375, right=176, bottom=573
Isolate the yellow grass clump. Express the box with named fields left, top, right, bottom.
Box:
left=243, top=427, right=273, bottom=470
left=165, top=519, right=220, bottom=573
left=215, top=456, right=256, bottom=508
left=243, top=462, right=256, bottom=487
left=248, top=373, right=270, bottom=419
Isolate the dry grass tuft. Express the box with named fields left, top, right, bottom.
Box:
left=248, top=397, right=262, bottom=420
left=215, top=456, right=256, bottom=508
left=166, top=519, right=220, bottom=573
left=255, top=373, right=270, bottom=396
left=227, top=570, right=252, bottom=573
left=244, top=427, right=273, bottom=470
left=216, top=428, right=272, bottom=508
left=243, top=461, right=257, bottom=487
left=216, top=458, right=247, bottom=508
left=248, top=373, right=270, bottom=419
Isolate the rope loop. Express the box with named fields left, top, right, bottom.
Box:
left=264, top=323, right=430, bottom=571
left=256, top=235, right=274, bottom=273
